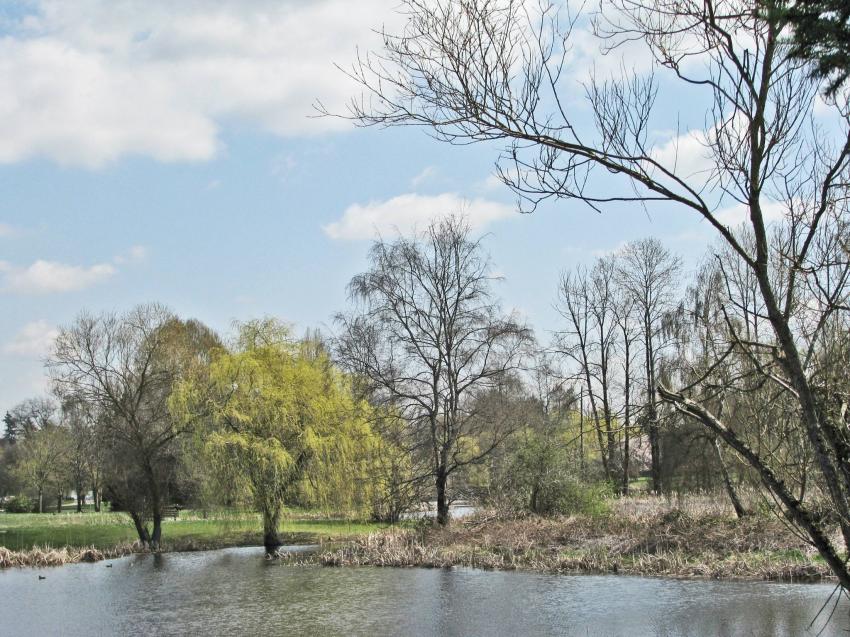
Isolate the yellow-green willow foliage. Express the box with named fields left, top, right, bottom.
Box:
left=290, top=340, right=381, bottom=516
left=173, top=319, right=379, bottom=547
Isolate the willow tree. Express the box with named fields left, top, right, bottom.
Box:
left=178, top=319, right=374, bottom=550
left=335, top=216, right=532, bottom=525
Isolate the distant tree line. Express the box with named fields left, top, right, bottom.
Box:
left=3, top=215, right=846, bottom=568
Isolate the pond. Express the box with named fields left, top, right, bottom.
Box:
left=0, top=546, right=846, bottom=636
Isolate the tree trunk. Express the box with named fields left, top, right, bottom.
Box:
left=713, top=437, right=746, bottom=518
left=648, top=414, right=662, bottom=495
left=144, top=460, right=164, bottom=550
left=622, top=421, right=630, bottom=496
left=644, top=313, right=662, bottom=494
left=578, top=390, right=585, bottom=477
left=263, top=507, right=282, bottom=552
left=150, top=513, right=162, bottom=550
left=37, top=488, right=43, bottom=514
left=76, top=485, right=85, bottom=513
left=659, top=384, right=850, bottom=591
left=56, top=492, right=62, bottom=513
left=435, top=470, right=450, bottom=526
left=622, top=344, right=631, bottom=496
left=130, top=512, right=151, bottom=546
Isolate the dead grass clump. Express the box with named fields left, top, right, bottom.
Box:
left=0, top=542, right=140, bottom=569
left=316, top=502, right=836, bottom=582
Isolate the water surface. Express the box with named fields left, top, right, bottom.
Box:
left=0, top=546, right=846, bottom=636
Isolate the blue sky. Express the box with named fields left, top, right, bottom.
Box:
left=0, top=0, right=728, bottom=414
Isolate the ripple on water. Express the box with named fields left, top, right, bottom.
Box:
left=0, top=547, right=846, bottom=636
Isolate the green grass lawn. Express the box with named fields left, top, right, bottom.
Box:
left=0, top=508, right=390, bottom=552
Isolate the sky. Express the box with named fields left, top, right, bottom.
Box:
left=0, top=0, right=737, bottom=415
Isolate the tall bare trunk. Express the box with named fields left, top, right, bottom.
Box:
left=436, top=469, right=449, bottom=526
left=713, top=437, right=746, bottom=518
left=76, top=484, right=85, bottom=513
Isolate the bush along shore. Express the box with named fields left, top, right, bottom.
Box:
left=311, top=505, right=837, bottom=583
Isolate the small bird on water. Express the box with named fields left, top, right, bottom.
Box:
left=38, top=575, right=46, bottom=580
left=105, top=564, right=113, bottom=568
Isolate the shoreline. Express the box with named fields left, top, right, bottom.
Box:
left=0, top=531, right=322, bottom=569
left=309, top=510, right=838, bottom=584
left=1, top=507, right=840, bottom=584
left=0, top=535, right=835, bottom=585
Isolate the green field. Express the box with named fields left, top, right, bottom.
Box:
left=0, top=508, right=389, bottom=552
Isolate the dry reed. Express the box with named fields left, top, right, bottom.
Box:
left=0, top=542, right=141, bottom=568
left=316, top=502, right=837, bottom=582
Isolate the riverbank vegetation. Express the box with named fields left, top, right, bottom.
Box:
left=1, top=215, right=849, bottom=582
left=1, top=495, right=837, bottom=583
left=318, top=496, right=834, bottom=582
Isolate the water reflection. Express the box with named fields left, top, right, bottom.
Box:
left=0, top=546, right=846, bottom=636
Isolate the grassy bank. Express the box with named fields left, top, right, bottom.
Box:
left=316, top=497, right=837, bottom=583
left=0, top=508, right=387, bottom=567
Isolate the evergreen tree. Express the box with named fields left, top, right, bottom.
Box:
left=784, top=0, right=850, bottom=95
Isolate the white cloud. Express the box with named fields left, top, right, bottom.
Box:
left=651, top=111, right=765, bottom=189
left=651, top=128, right=714, bottom=180
left=2, top=259, right=116, bottom=293
left=270, top=153, right=298, bottom=180
left=411, top=166, right=438, bottom=188
left=714, top=200, right=788, bottom=228
left=474, top=174, right=505, bottom=194
left=323, top=193, right=516, bottom=241
left=113, top=245, right=148, bottom=264
left=3, top=320, right=59, bottom=357
left=569, top=26, right=658, bottom=80
left=0, top=0, right=399, bottom=167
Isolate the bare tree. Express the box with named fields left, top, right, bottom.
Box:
left=59, top=398, right=103, bottom=513
left=48, top=305, right=200, bottom=548
left=334, top=0, right=850, bottom=587
left=666, top=261, right=750, bottom=515
left=555, top=259, right=620, bottom=484
left=617, top=238, right=682, bottom=494
left=612, top=284, right=639, bottom=495
left=335, top=216, right=531, bottom=524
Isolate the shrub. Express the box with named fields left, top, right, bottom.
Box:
left=493, top=428, right=612, bottom=517
left=557, top=479, right=612, bottom=517
left=4, top=495, right=35, bottom=513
